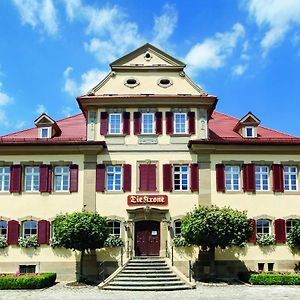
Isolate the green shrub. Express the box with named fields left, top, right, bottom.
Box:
left=104, top=235, right=124, bottom=247
left=238, top=272, right=300, bottom=285
left=0, top=237, right=8, bottom=248
left=18, top=236, right=40, bottom=249
left=256, top=234, right=275, bottom=246
left=172, top=236, right=190, bottom=247
left=0, top=273, right=56, bottom=289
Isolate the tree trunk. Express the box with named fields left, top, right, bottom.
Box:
left=79, top=250, right=84, bottom=282
left=209, top=247, right=216, bottom=276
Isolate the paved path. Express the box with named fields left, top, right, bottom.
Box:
left=0, top=282, right=299, bottom=300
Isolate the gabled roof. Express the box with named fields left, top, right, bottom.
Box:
left=34, top=113, right=56, bottom=125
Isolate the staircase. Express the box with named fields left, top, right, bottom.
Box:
left=103, top=256, right=192, bottom=291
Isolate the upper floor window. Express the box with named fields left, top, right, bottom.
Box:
left=139, top=164, right=156, bottom=192
left=174, top=113, right=187, bottom=134
left=0, top=220, right=7, bottom=238
left=256, top=219, right=271, bottom=237
left=225, top=166, right=240, bottom=191
left=23, top=220, right=37, bottom=238
left=245, top=126, right=254, bottom=138
left=54, top=166, right=69, bottom=192
left=173, top=165, right=189, bottom=191
left=255, top=166, right=269, bottom=191
left=108, top=221, right=121, bottom=237
left=41, top=127, right=51, bottom=138
left=284, top=166, right=298, bottom=191
left=174, top=220, right=182, bottom=237
left=106, top=166, right=122, bottom=191
left=0, top=167, right=10, bottom=192
left=142, top=113, right=155, bottom=134
left=286, top=219, right=299, bottom=235
left=109, top=113, right=122, bottom=134
left=25, top=167, right=39, bottom=192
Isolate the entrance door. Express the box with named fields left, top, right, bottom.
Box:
left=135, top=221, right=160, bottom=256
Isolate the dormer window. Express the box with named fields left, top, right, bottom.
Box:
left=233, top=112, right=260, bottom=139
left=34, top=113, right=61, bottom=139
left=41, top=127, right=51, bottom=138
left=245, top=126, right=254, bottom=138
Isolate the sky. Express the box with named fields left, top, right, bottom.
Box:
left=0, top=0, right=300, bottom=136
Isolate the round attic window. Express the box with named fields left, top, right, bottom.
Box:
left=144, top=51, right=152, bottom=61
left=124, top=78, right=139, bottom=88
left=158, top=78, right=173, bottom=88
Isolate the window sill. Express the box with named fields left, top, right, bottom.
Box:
left=105, top=134, right=126, bottom=137
left=138, top=134, right=159, bottom=137
left=170, top=134, right=190, bottom=137
left=51, top=191, right=71, bottom=195
left=102, top=191, right=124, bottom=194
left=171, top=191, right=193, bottom=194
left=136, top=191, right=159, bottom=194
left=283, top=191, right=300, bottom=195
left=224, top=191, right=243, bottom=194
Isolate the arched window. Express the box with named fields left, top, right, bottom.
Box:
left=256, top=219, right=271, bottom=236
left=108, top=221, right=121, bottom=237
left=23, top=221, right=37, bottom=238
left=286, top=219, right=299, bottom=235
left=174, top=220, right=182, bottom=237
left=0, top=220, right=7, bottom=238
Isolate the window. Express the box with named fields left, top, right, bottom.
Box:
left=255, top=166, right=269, bottom=191
left=174, top=113, right=187, bottom=134
left=54, top=166, right=69, bottom=192
left=173, top=165, right=189, bottom=191
left=139, top=164, right=156, bottom=192
left=41, top=127, right=50, bottom=138
left=106, top=166, right=122, bottom=191
left=124, top=78, right=139, bottom=88
left=108, top=221, right=121, bottom=236
left=256, top=219, right=271, bottom=237
left=142, top=113, right=155, bottom=134
left=245, top=126, right=254, bottom=138
left=19, top=265, right=36, bottom=274
left=284, top=166, right=298, bottom=191
left=25, top=167, right=39, bottom=192
left=286, top=219, right=299, bottom=235
left=109, top=113, right=122, bottom=134
left=174, top=220, right=182, bottom=237
left=23, top=220, right=37, bottom=237
left=225, top=166, right=240, bottom=191
left=0, top=167, right=10, bottom=192
left=158, top=78, right=172, bottom=88
left=0, top=220, right=7, bottom=238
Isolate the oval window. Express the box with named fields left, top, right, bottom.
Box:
left=124, top=78, right=139, bottom=88
left=127, top=79, right=137, bottom=85
left=158, top=78, right=172, bottom=88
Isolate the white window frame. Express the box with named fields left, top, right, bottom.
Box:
left=0, top=220, right=7, bottom=238
left=54, top=166, right=69, bottom=192
left=106, top=165, right=122, bottom=191
left=22, top=220, right=37, bottom=238
left=108, top=220, right=121, bottom=237
left=255, top=166, right=269, bottom=191
left=0, top=167, right=10, bottom=192
left=174, top=112, right=187, bottom=134
left=141, top=113, right=155, bottom=134
left=174, top=220, right=182, bottom=237
left=108, top=113, right=122, bottom=135
left=284, top=166, right=298, bottom=191
left=173, top=165, right=189, bottom=191
left=245, top=126, right=254, bottom=138
left=286, top=219, right=299, bottom=235
left=25, top=166, right=39, bottom=192
left=40, top=127, right=51, bottom=138
left=256, top=219, right=271, bottom=237
left=225, top=166, right=240, bottom=191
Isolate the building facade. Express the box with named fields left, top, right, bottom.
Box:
left=0, top=44, right=299, bottom=280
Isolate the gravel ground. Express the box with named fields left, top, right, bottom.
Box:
left=0, top=282, right=299, bottom=300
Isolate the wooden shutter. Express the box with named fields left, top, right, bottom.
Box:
left=163, top=164, right=173, bottom=192
left=190, top=163, right=199, bottom=192
left=100, top=112, right=108, bottom=135
left=166, top=112, right=173, bottom=135
left=122, top=164, right=131, bottom=192
left=242, top=164, right=256, bottom=192
left=248, top=219, right=256, bottom=243
left=47, top=165, right=52, bottom=193
left=123, top=112, right=130, bottom=135
left=188, top=111, right=196, bottom=135
left=96, top=164, right=106, bottom=192
left=9, top=165, right=22, bottom=193
left=155, top=112, right=163, bottom=135
left=7, top=220, right=20, bottom=245
left=215, top=164, right=225, bottom=192
left=134, top=112, right=141, bottom=135
left=272, top=164, right=284, bottom=192
left=275, top=219, right=286, bottom=243
left=39, top=164, right=51, bottom=193
left=139, top=164, right=156, bottom=191
left=69, top=164, right=78, bottom=192
left=38, top=220, right=50, bottom=244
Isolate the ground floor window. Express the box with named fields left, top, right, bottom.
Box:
left=0, top=220, right=7, bottom=238
left=256, top=219, right=271, bottom=236
left=174, top=220, right=182, bottom=237
left=19, top=265, right=36, bottom=274
left=23, top=220, right=37, bottom=237
left=286, top=219, right=299, bottom=235
left=108, top=221, right=121, bottom=237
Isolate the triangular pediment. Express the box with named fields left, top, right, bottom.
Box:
left=34, top=113, right=55, bottom=126
left=239, top=112, right=260, bottom=125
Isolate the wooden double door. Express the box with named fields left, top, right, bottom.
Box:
left=135, top=221, right=160, bottom=256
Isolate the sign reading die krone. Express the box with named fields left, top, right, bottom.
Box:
left=127, top=195, right=168, bottom=206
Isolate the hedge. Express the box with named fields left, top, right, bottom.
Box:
left=238, top=272, right=300, bottom=285
left=0, top=273, right=56, bottom=289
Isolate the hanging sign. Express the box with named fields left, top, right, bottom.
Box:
left=127, top=195, right=168, bottom=206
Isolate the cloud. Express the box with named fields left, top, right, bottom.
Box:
left=61, top=106, right=74, bottom=117
left=0, top=82, right=13, bottom=106
left=12, top=0, right=58, bottom=36
left=232, top=64, right=248, bottom=76
left=36, top=104, right=47, bottom=115
left=15, top=120, right=27, bottom=130
left=185, top=23, right=245, bottom=74
left=246, top=0, right=300, bottom=55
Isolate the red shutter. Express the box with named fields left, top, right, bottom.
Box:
left=69, top=164, right=78, bottom=192
left=96, top=164, right=106, bottom=192
left=148, top=164, right=156, bottom=191
left=9, top=165, right=22, bottom=193
left=134, top=112, right=141, bottom=135
left=166, top=111, right=173, bottom=135
left=275, top=219, right=286, bottom=243
left=163, top=164, right=173, bottom=192
left=123, top=112, right=130, bottom=135
left=47, top=165, right=52, bottom=193
left=100, top=112, right=108, bottom=135
left=272, top=164, right=284, bottom=192
left=188, top=111, right=196, bottom=135
left=122, top=164, right=131, bottom=192
left=139, top=164, right=156, bottom=191
left=216, top=164, right=225, bottom=192
left=155, top=112, right=163, bottom=135
left=190, top=163, right=199, bottom=192
left=248, top=219, right=256, bottom=243
left=243, top=164, right=256, bottom=192
left=39, top=165, right=48, bottom=192
left=38, top=220, right=50, bottom=244
left=7, top=220, right=20, bottom=245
